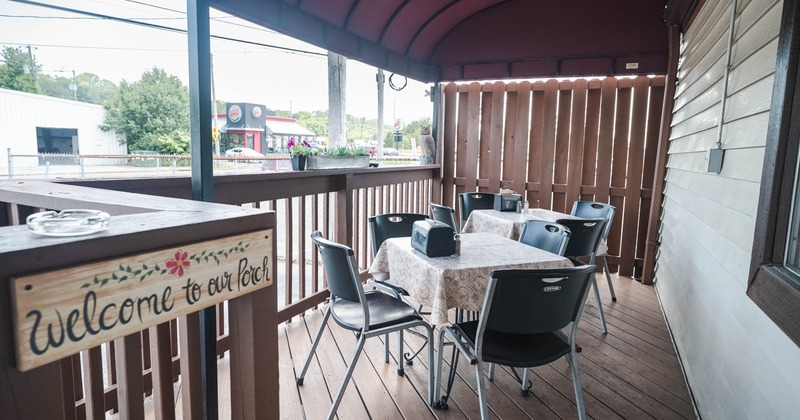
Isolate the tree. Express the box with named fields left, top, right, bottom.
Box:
left=101, top=67, right=190, bottom=153
left=0, top=46, right=39, bottom=94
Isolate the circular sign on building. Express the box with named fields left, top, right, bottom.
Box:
left=228, top=105, right=242, bottom=122
left=252, top=106, right=262, bottom=118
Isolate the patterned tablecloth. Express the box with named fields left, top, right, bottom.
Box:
left=367, top=232, right=572, bottom=325
left=462, top=209, right=609, bottom=256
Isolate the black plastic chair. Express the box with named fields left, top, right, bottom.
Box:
left=571, top=201, right=617, bottom=301
left=298, top=232, right=435, bottom=419
left=458, top=192, right=496, bottom=227
left=368, top=212, right=429, bottom=368
left=557, top=217, right=608, bottom=333
left=435, top=265, right=596, bottom=419
left=518, top=220, right=571, bottom=256
left=429, top=203, right=458, bottom=232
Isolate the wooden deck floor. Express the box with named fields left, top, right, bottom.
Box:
left=275, top=274, right=697, bottom=420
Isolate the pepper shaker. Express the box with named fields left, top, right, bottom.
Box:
left=454, top=233, right=461, bottom=256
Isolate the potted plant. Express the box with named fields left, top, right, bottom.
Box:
left=307, top=146, right=371, bottom=170
left=288, top=137, right=311, bottom=170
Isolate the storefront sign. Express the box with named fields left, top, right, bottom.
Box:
left=10, top=229, right=273, bottom=371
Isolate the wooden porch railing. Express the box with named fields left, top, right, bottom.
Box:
left=0, top=181, right=277, bottom=419
left=2, top=166, right=437, bottom=417
left=437, top=76, right=664, bottom=278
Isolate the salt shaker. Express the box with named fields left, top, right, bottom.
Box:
left=454, top=233, right=461, bottom=256
left=516, top=201, right=523, bottom=213
left=523, top=201, right=529, bottom=214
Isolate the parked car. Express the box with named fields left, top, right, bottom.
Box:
left=362, top=145, right=378, bottom=156
left=225, top=147, right=265, bottom=162
left=383, top=148, right=400, bottom=156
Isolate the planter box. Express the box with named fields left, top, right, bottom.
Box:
left=307, top=156, right=370, bottom=170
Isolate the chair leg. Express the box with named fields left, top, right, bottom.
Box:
left=602, top=255, right=617, bottom=302
left=487, top=362, right=495, bottom=380
left=296, top=306, right=331, bottom=385
left=592, top=276, right=608, bottom=334
left=567, top=352, right=587, bottom=420
left=475, top=361, right=490, bottom=419
left=425, top=325, right=435, bottom=406
left=397, top=330, right=405, bottom=375
left=434, top=328, right=448, bottom=408
left=326, top=334, right=366, bottom=420
left=521, top=368, right=530, bottom=396
left=384, top=333, right=390, bottom=363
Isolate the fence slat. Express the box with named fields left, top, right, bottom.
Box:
left=513, top=81, right=532, bottom=197
left=114, top=334, right=144, bottom=419
left=502, top=84, right=519, bottom=189
left=620, top=77, right=651, bottom=276
left=464, top=82, right=481, bottom=193
left=150, top=323, right=176, bottom=420
left=487, top=81, right=505, bottom=195
left=582, top=85, right=602, bottom=202
left=553, top=88, right=572, bottom=213
left=567, top=79, right=588, bottom=206
left=82, top=347, right=105, bottom=420
left=528, top=85, right=546, bottom=207
left=285, top=198, right=294, bottom=309
left=442, top=83, right=458, bottom=207
left=179, top=312, right=203, bottom=420
left=595, top=77, right=617, bottom=204
left=538, top=80, right=559, bottom=209
left=300, top=195, right=307, bottom=299
left=609, top=83, right=632, bottom=267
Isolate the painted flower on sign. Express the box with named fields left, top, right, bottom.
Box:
left=165, top=250, right=191, bottom=277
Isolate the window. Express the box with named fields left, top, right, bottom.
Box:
left=748, top=0, right=800, bottom=348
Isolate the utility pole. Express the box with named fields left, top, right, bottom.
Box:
left=26, top=45, right=39, bottom=90
left=69, top=70, right=77, bottom=101
left=376, top=69, right=385, bottom=156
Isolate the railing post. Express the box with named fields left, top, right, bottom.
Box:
left=336, top=173, right=354, bottom=247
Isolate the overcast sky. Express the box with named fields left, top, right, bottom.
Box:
left=0, top=0, right=434, bottom=125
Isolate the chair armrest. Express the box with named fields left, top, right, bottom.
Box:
left=367, top=279, right=409, bottom=298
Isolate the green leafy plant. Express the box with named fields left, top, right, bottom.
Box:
left=316, top=146, right=369, bottom=157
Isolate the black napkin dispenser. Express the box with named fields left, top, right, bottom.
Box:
left=494, top=193, right=521, bottom=212
left=411, top=219, right=456, bottom=257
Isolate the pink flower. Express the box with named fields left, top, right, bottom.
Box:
left=165, top=250, right=190, bottom=277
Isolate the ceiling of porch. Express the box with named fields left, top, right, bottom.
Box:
left=210, top=0, right=678, bottom=82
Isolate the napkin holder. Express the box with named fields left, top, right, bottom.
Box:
left=411, top=219, right=456, bottom=257
left=494, top=193, right=521, bottom=212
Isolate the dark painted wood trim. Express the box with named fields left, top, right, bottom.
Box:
left=642, top=25, right=680, bottom=285
left=747, top=0, right=800, bottom=347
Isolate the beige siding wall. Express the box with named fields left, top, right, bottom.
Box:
left=657, top=0, right=800, bottom=417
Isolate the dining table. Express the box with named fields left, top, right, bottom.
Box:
left=367, top=232, right=572, bottom=325
left=462, top=208, right=609, bottom=255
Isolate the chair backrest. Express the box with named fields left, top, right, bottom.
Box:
left=556, top=218, right=606, bottom=259
left=478, top=265, right=596, bottom=337
left=368, top=213, right=428, bottom=257
left=429, top=203, right=458, bottom=232
left=571, top=201, right=615, bottom=240
left=310, top=231, right=364, bottom=304
left=518, top=220, right=571, bottom=256
left=458, top=192, right=496, bottom=221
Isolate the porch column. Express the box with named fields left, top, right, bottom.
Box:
left=328, top=52, right=347, bottom=147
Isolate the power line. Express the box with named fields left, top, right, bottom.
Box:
left=118, top=0, right=279, bottom=35
left=7, top=0, right=325, bottom=57
left=0, top=13, right=185, bottom=20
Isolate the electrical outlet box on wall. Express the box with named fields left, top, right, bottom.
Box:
left=708, top=148, right=724, bottom=173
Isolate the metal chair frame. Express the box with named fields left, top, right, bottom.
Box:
left=434, top=266, right=596, bottom=420
left=298, top=232, right=435, bottom=419
left=571, top=201, right=617, bottom=301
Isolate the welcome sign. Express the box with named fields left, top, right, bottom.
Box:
left=10, top=229, right=273, bottom=372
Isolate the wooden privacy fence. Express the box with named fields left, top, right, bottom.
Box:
left=437, top=76, right=665, bottom=277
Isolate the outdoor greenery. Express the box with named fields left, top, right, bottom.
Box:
left=0, top=46, right=39, bottom=94
left=0, top=46, right=119, bottom=105
left=314, top=146, right=369, bottom=157
left=101, top=67, right=191, bottom=154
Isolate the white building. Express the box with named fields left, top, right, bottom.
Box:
left=0, top=88, right=125, bottom=169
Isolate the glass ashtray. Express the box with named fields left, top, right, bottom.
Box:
left=27, top=209, right=110, bottom=237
